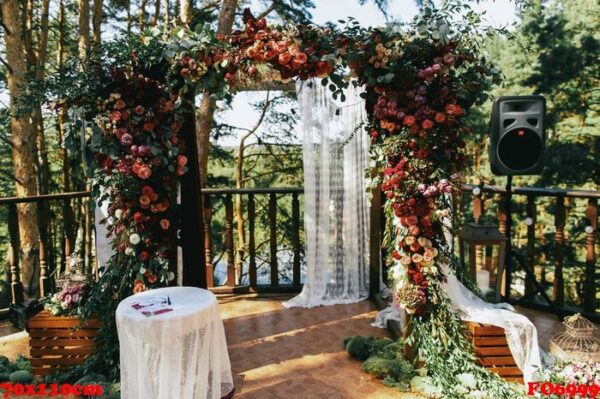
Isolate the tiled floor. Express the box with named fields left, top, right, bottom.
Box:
left=0, top=295, right=589, bottom=399
left=218, top=294, right=413, bottom=399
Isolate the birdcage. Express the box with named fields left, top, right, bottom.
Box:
left=549, top=313, right=600, bottom=363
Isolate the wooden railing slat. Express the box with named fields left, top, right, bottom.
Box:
left=292, top=192, right=301, bottom=288
left=203, top=195, right=214, bottom=288
left=553, top=196, right=565, bottom=306
left=269, top=193, right=278, bottom=287
left=225, top=194, right=235, bottom=287
left=248, top=194, right=257, bottom=288
left=525, top=195, right=536, bottom=298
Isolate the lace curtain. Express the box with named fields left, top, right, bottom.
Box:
left=283, top=79, right=370, bottom=308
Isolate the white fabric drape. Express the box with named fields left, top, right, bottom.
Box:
left=441, top=265, right=542, bottom=383
left=284, top=79, right=370, bottom=308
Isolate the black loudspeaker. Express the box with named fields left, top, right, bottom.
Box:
left=489, top=95, right=546, bottom=176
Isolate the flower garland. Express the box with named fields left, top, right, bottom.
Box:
left=90, top=66, right=187, bottom=292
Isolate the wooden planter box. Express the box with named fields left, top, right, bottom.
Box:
left=27, top=311, right=101, bottom=376
left=467, top=322, right=523, bottom=383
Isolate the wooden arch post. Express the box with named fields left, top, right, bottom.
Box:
left=179, top=94, right=206, bottom=288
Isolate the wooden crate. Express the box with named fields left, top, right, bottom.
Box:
left=467, top=322, right=523, bottom=383
left=27, top=311, right=101, bottom=376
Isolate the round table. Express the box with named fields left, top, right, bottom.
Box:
left=116, top=287, right=234, bottom=399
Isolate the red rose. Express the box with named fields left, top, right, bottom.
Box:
left=177, top=155, right=188, bottom=167
left=142, top=186, right=155, bottom=197
left=146, top=272, right=157, bottom=284
left=139, top=195, right=151, bottom=208
left=110, top=110, right=121, bottom=122
left=406, top=215, right=418, bottom=226
left=133, top=212, right=144, bottom=222
left=421, top=119, right=434, bottom=130
left=294, top=52, right=307, bottom=65
left=264, top=50, right=277, bottom=60
left=139, top=251, right=150, bottom=262
left=134, top=105, right=145, bottom=115
left=115, top=99, right=126, bottom=110
left=403, top=115, right=416, bottom=127
left=160, top=219, right=170, bottom=230
left=434, top=112, right=446, bottom=123
left=143, top=121, right=155, bottom=132
left=137, top=165, right=152, bottom=180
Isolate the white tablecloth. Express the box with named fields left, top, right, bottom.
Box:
left=116, top=287, right=234, bottom=399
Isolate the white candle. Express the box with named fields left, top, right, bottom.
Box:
left=477, top=270, right=491, bottom=293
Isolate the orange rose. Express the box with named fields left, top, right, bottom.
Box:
left=160, top=219, right=170, bottom=230
left=434, top=112, right=446, bottom=123
left=278, top=52, right=291, bottom=65
left=137, top=166, right=152, bottom=180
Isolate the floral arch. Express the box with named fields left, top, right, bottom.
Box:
left=60, top=4, right=516, bottom=398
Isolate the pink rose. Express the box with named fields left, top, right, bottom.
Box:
left=411, top=253, right=423, bottom=264
left=121, top=133, right=133, bottom=145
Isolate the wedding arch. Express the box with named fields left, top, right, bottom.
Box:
left=52, top=4, right=520, bottom=397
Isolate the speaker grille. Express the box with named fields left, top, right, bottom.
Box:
left=497, top=127, right=543, bottom=171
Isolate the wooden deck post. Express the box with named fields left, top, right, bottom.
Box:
left=369, top=186, right=382, bottom=298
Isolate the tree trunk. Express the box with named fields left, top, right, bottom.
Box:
left=34, top=0, right=52, bottom=248
left=1, top=0, right=41, bottom=297
left=195, top=0, right=239, bottom=187
left=152, top=0, right=161, bottom=25
left=78, top=0, right=90, bottom=62
left=92, top=0, right=103, bottom=47
left=180, top=0, right=191, bottom=25
left=139, top=0, right=148, bottom=28
left=162, top=0, right=170, bottom=25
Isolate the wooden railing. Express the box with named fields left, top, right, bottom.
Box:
left=201, top=187, right=304, bottom=294
left=1, top=184, right=597, bottom=322
left=461, top=183, right=599, bottom=321
left=0, top=191, right=93, bottom=315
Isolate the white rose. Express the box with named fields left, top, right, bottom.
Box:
left=115, top=209, right=123, bottom=219
left=139, top=266, right=146, bottom=274
left=457, top=373, right=477, bottom=390
left=168, top=272, right=175, bottom=282
left=125, top=247, right=134, bottom=256
left=129, top=233, right=141, bottom=245
left=107, top=217, right=115, bottom=225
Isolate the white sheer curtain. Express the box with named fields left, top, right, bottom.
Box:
left=283, top=79, right=370, bottom=308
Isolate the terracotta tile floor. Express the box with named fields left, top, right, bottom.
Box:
left=217, top=294, right=414, bottom=399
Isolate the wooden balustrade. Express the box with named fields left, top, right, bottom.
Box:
left=200, top=187, right=304, bottom=294
left=1, top=191, right=93, bottom=315
left=462, top=184, right=600, bottom=321
left=1, top=183, right=597, bottom=322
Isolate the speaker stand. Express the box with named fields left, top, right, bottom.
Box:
left=503, top=175, right=559, bottom=316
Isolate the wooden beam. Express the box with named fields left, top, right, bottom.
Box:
left=179, top=93, right=206, bottom=288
